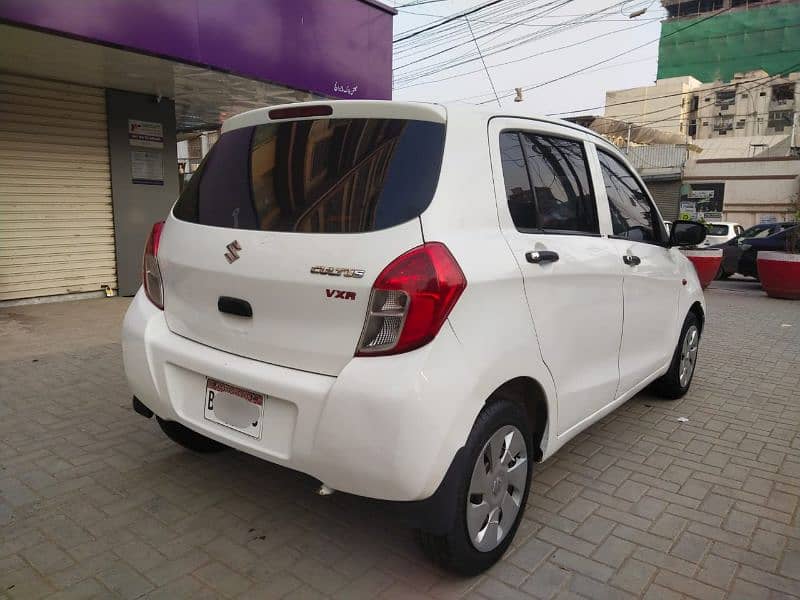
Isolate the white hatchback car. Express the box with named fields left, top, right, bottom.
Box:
left=123, top=101, right=707, bottom=574
left=703, top=221, right=744, bottom=247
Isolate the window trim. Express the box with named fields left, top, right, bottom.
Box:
left=499, top=128, right=601, bottom=237
left=596, top=148, right=669, bottom=247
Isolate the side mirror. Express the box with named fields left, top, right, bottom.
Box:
left=669, top=220, right=707, bottom=247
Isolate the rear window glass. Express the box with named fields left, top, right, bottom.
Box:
left=174, top=118, right=446, bottom=233
left=707, top=224, right=729, bottom=236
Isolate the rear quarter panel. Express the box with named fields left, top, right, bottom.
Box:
left=419, top=108, right=558, bottom=458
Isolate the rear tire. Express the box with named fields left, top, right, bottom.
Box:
left=651, top=312, right=701, bottom=400
left=417, top=399, right=533, bottom=575
left=715, top=266, right=730, bottom=280
left=157, top=417, right=228, bottom=453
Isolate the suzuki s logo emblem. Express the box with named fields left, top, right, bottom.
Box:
left=224, top=240, right=241, bottom=264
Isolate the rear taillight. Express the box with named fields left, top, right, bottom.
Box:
left=356, top=243, right=466, bottom=356
left=142, top=221, right=165, bottom=310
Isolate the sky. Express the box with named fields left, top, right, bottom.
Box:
left=389, top=0, right=668, bottom=117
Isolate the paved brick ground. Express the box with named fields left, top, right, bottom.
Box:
left=1, top=286, right=799, bottom=599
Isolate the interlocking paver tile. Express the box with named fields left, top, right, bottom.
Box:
left=2, top=284, right=800, bottom=598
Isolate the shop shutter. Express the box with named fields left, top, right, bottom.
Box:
left=0, top=74, right=116, bottom=301
left=646, top=180, right=682, bottom=221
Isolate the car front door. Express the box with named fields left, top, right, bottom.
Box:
left=490, top=119, right=624, bottom=437
left=591, top=147, right=682, bottom=396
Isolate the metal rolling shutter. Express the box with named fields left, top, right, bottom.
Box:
left=0, top=74, right=116, bottom=301
left=646, top=180, right=682, bottom=221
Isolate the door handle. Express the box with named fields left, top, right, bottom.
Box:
left=623, top=255, right=641, bottom=266
left=526, top=250, right=559, bottom=264
left=218, top=296, right=252, bottom=318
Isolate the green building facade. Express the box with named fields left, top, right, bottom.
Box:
left=657, top=2, right=800, bottom=82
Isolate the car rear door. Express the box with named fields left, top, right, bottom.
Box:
left=590, top=146, right=682, bottom=396
left=159, top=106, right=447, bottom=376
left=489, top=118, right=624, bottom=437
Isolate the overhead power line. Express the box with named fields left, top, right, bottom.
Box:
left=456, top=45, right=798, bottom=108
left=393, top=0, right=509, bottom=43
left=393, top=0, right=447, bottom=7
left=465, top=14, right=502, bottom=107
left=393, top=16, right=658, bottom=91
left=587, top=65, right=800, bottom=137
left=475, top=5, right=733, bottom=104
left=394, top=0, right=646, bottom=85
left=545, top=27, right=800, bottom=115
left=394, top=0, right=572, bottom=66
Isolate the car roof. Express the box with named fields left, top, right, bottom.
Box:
left=221, top=100, right=609, bottom=145
left=709, top=222, right=741, bottom=227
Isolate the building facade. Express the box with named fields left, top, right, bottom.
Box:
left=658, top=0, right=800, bottom=83
left=0, top=0, right=395, bottom=303
left=603, top=70, right=799, bottom=226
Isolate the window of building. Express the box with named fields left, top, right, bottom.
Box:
left=714, top=115, right=734, bottom=133
left=698, top=0, right=723, bottom=11
left=597, top=151, right=663, bottom=244
left=715, top=90, right=736, bottom=108
left=499, top=132, right=598, bottom=234
left=768, top=110, right=794, bottom=131
left=678, top=1, right=700, bottom=16
left=772, top=83, right=795, bottom=104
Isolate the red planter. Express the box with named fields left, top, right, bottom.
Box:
left=757, top=251, right=800, bottom=299
left=680, top=249, right=722, bottom=289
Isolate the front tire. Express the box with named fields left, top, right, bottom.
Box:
left=157, top=417, right=228, bottom=453
left=417, top=399, right=532, bottom=575
left=651, top=312, right=701, bottom=400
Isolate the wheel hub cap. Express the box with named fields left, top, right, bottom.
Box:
left=466, top=425, right=528, bottom=552
left=679, top=325, right=700, bottom=388
left=491, top=475, right=503, bottom=496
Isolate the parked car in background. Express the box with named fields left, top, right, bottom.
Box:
left=738, top=223, right=800, bottom=279
left=712, top=222, right=795, bottom=279
left=702, top=222, right=743, bottom=247
left=122, top=101, right=708, bottom=574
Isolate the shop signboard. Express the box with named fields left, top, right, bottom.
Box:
left=128, top=119, right=164, bottom=148
left=679, top=201, right=697, bottom=220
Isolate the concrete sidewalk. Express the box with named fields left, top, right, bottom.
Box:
left=1, top=287, right=799, bottom=599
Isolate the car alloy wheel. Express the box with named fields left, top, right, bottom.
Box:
left=466, top=425, right=528, bottom=552
left=678, top=324, right=699, bottom=388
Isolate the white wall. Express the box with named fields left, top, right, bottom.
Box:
left=605, top=76, right=701, bottom=136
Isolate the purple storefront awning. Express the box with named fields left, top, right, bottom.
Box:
left=0, top=0, right=394, bottom=100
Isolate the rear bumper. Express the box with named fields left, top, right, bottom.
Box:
left=122, top=289, right=480, bottom=503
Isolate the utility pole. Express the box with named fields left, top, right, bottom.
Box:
left=626, top=122, right=632, bottom=154
left=791, top=111, right=799, bottom=156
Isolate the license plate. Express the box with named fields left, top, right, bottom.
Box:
left=204, top=378, right=264, bottom=439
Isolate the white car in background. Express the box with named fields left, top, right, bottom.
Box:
left=123, top=101, right=707, bottom=574
left=703, top=221, right=744, bottom=246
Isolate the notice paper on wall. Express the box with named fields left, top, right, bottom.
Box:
left=131, top=150, right=164, bottom=185
left=128, top=119, right=164, bottom=148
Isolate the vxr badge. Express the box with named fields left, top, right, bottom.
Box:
left=224, top=240, right=241, bottom=264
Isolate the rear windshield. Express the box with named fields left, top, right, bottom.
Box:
left=707, top=224, right=729, bottom=236
left=173, top=118, right=446, bottom=233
